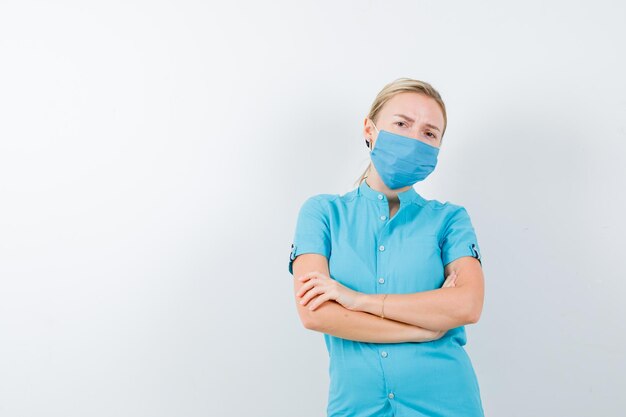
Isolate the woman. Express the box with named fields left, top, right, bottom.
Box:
left=288, top=77, right=485, bottom=417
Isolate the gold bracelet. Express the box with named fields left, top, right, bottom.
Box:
left=380, top=294, right=388, bottom=319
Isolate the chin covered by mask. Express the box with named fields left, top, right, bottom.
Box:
left=367, top=120, right=439, bottom=189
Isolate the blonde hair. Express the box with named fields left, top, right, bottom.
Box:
left=355, top=77, right=447, bottom=187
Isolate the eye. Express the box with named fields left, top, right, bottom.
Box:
left=395, top=121, right=407, bottom=128
left=426, top=131, right=437, bottom=139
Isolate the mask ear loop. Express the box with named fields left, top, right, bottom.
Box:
left=364, top=119, right=379, bottom=179
left=366, top=119, right=379, bottom=152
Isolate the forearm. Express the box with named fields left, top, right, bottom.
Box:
left=304, top=300, right=441, bottom=343
left=357, top=287, right=475, bottom=331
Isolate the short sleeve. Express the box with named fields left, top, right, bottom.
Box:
left=440, top=205, right=482, bottom=267
left=287, top=196, right=331, bottom=275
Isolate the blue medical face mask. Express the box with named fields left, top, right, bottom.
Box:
left=368, top=120, right=439, bottom=189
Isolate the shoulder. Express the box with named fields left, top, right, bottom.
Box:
left=302, top=186, right=359, bottom=206
left=438, top=200, right=474, bottom=224
left=300, top=192, right=340, bottom=207
left=414, top=194, right=464, bottom=213
left=297, top=189, right=361, bottom=222
left=415, top=197, right=474, bottom=228
left=296, top=192, right=341, bottom=217
left=435, top=200, right=477, bottom=235
left=441, top=200, right=469, bottom=214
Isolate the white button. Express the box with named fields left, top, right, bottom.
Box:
left=381, top=351, right=388, bottom=358
left=378, top=278, right=385, bottom=284
left=379, top=245, right=385, bottom=251
left=377, top=194, right=384, bottom=200
left=380, top=215, right=387, bottom=221
left=388, top=392, right=395, bottom=399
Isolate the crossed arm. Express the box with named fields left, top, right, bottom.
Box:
left=292, top=253, right=445, bottom=343
left=353, top=255, right=484, bottom=331
left=291, top=253, right=484, bottom=341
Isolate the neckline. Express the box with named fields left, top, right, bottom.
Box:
left=357, top=178, right=422, bottom=204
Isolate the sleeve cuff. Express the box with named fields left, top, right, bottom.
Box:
left=442, top=242, right=482, bottom=267
left=288, top=243, right=330, bottom=275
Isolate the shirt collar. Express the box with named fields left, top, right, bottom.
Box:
left=357, top=178, right=422, bottom=204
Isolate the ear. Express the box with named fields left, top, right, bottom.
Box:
left=362, top=117, right=370, bottom=138
left=362, top=117, right=376, bottom=148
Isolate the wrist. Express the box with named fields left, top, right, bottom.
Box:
left=358, top=293, right=383, bottom=315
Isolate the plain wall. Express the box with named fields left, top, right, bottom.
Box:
left=1, top=1, right=625, bottom=416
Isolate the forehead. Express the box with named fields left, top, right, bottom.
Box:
left=380, top=92, right=444, bottom=128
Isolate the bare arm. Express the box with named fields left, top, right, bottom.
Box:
left=292, top=253, right=444, bottom=343
left=355, top=256, right=485, bottom=331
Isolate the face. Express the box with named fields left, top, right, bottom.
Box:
left=363, top=92, right=445, bottom=149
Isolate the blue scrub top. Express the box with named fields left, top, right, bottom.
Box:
left=288, top=179, right=485, bottom=417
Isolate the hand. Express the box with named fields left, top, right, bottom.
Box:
left=417, top=328, right=447, bottom=342
left=441, top=270, right=458, bottom=289
left=296, top=271, right=363, bottom=311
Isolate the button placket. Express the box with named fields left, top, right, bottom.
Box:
left=378, top=194, right=390, bottom=225
left=370, top=193, right=396, bottom=406
left=375, top=193, right=390, bottom=295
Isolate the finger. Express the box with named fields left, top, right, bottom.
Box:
left=297, top=272, right=314, bottom=282
left=302, top=271, right=322, bottom=280
left=299, top=286, right=325, bottom=306
left=446, top=271, right=457, bottom=280
left=442, top=274, right=457, bottom=288
left=298, top=274, right=312, bottom=282
left=302, top=271, right=330, bottom=282
left=298, top=276, right=322, bottom=297
left=296, top=280, right=316, bottom=297
left=309, top=293, right=331, bottom=311
left=301, top=286, right=325, bottom=306
left=298, top=283, right=318, bottom=302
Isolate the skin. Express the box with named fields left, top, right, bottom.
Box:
left=364, top=91, right=445, bottom=218
left=292, top=254, right=456, bottom=343
left=292, top=91, right=485, bottom=337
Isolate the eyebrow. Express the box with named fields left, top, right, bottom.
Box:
left=393, top=113, right=441, bottom=132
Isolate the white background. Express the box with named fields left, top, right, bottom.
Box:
left=1, top=1, right=625, bottom=416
